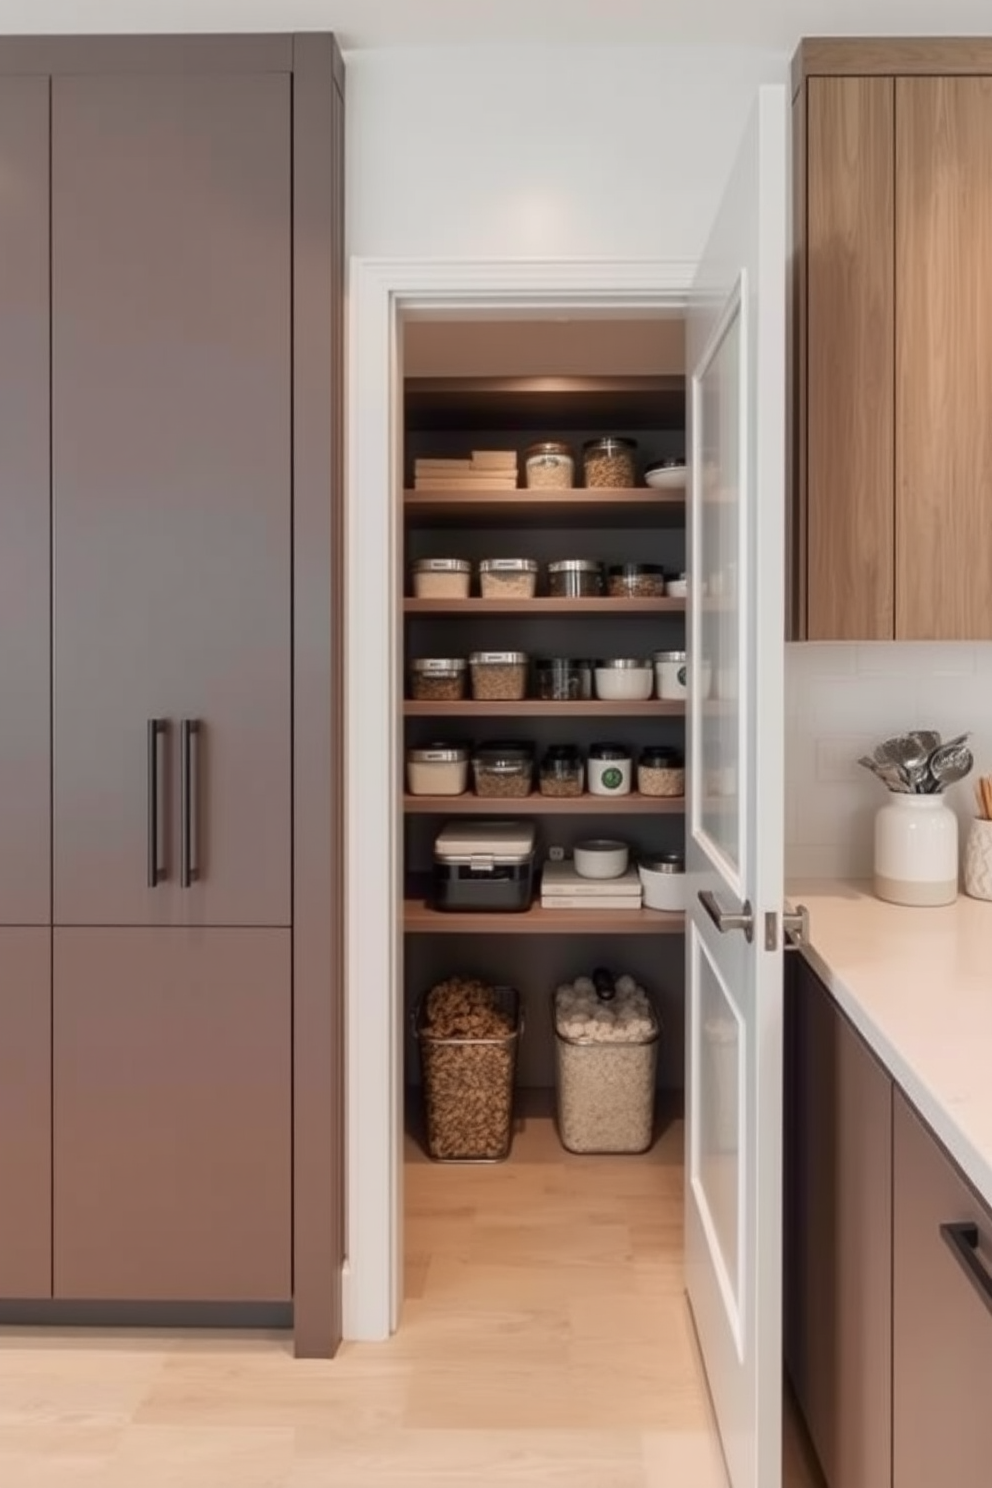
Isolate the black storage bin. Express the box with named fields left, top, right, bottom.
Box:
left=433, top=820, right=536, bottom=912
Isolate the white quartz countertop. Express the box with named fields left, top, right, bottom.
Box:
left=790, top=879, right=992, bottom=1210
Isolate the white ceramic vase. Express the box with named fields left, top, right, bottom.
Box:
left=963, top=818, right=992, bottom=900
left=874, top=795, right=958, bottom=907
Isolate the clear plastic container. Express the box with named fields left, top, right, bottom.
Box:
left=553, top=973, right=659, bottom=1154
left=607, top=564, right=666, bottom=598
left=637, top=746, right=685, bottom=798
left=407, top=745, right=470, bottom=796
left=582, top=437, right=637, bottom=489
left=535, top=657, right=592, bottom=701
left=524, top=441, right=574, bottom=489
left=472, top=745, right=534, bottom=798
left=416, top=982, right=522, bottom=1162
left=410, top=657, right=468, bottom=701
left=411, top=558, right=472, bottom=600
left=547, top=559, right=604, bottom=598
left=478, top=558, right=538, bottom=599
left=540, top=746, right=584, bottom=797
left=469, top=651, right=529, bottom=701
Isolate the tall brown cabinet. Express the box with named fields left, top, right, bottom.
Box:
left=0, top=35, right=345, bottom=1357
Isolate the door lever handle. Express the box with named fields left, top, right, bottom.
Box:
left=698, top=889, right=754, bottom=943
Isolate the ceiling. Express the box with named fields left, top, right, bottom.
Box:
left=2, top=0, right=991, bottom=50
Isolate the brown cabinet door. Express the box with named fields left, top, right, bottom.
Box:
left=785, top=959, right=893, bottom=1488
left=893, top=1093, right=992, bottom=1488
left=52, top=74, right=291, bottom=927
left=53, top=928, right=291, bottom=1301
left=0, top=79, right=51, bottom=924
left=0, top=930, right=51, bottom=1298
left=804, top=76, right=895, bottom=641
left=896, top=77, right=992, bottom=639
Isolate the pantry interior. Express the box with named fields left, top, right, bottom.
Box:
left=398, top=308, right=706, bottom=1347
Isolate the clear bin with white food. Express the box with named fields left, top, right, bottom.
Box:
left=553, top=968, right=660, bottom=1154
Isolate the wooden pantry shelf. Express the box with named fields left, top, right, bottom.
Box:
left=404, top=700, right=686, bottom=718
left=404, top=373, right=685, bottom=432
left=404, top=892, right=686, bottom=937
left=403, top=793, right=685, bottom=815
left=403, top=597, right=685, bottom=615
left=403, top=488, right=685, bottom=530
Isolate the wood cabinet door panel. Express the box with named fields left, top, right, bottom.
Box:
left=53, top=928, right=291, bottom=1302
left=52, top=73, right=291, bottom=927
left=0, top=79, right=51, bottom=924
left=896, top=77, right=992, bottom=639
left=0, top=929, right=51, bottom=1298
left=893, top=1092, right=992, bottom=1488
left=806, top=76, right=895, bottom=641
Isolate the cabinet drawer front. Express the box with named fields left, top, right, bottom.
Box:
left=894, top=1091, right=992, bottom=1488
left=0, top=929, right=52, bottom=1298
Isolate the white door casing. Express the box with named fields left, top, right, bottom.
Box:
left=684, top=86, right=788, bottom=1488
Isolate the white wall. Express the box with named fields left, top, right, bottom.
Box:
left=786, top=643, right=992, bottom=880
left=346, top=46, right=788, bottom=260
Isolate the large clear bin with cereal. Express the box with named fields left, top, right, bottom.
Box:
left=553, top=968, right=660, bottom=1154
left=415, top=979, right=523, bottom=1162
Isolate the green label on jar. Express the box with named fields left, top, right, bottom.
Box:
left=601, top=767, right=623, bottom=790
left=678, top=665, right=687, bottom=688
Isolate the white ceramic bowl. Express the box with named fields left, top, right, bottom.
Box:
left=574, top=839, right=629, bottom=880
left=644, top=463, right=686, bottom=491
left=594, top=665, right=654, bottom=701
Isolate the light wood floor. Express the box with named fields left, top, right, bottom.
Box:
left=0, top=1101, right=824, bottom=1487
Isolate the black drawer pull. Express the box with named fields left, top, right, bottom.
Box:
left=940, top=1221, right=992, bottom=1315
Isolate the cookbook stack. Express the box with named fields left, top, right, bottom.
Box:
left=541, top=858, right=642, bottom=911
left=414, top=450, right=518, bottom=490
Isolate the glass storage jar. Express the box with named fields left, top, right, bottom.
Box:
left=540, top=745, right=585, bottom=798
left=469, top=651, right=529, bottom=701
left=588, top=743, right=633, bottom=796
left=411, top=558, right=472, bottom=600
left=582, top=436, right=637, bottom=489
left=472, top=744, right=534, bottom=799
left=478, top=558, right=538, bottom=599
left=407, top=744, right=470, bottom=796
left=547, top=559, right=604, bottom=598
left=637, top=745, right=685, bottom=798
left=524, top=441, right=574, bottom=489
left=607, top=563, right=666, bottom=598
left=535, top=657, right=593, bottom=701
left=410, top=657, right=468, bottom=702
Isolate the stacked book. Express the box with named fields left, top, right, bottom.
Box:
left=541, top=858, right=643, bottom=912
left=413, top=450, right=518, bottom=491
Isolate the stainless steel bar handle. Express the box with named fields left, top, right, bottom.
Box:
left=698, top=888, right=754, bottom=943
left=180, top=719, right=201, bottom=889
left=147, top=718, right=167, bottom=888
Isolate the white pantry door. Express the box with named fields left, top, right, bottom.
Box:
left=683, top=86, right=788, bottom=1488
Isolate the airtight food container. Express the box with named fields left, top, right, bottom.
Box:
left=587, top=743, right=633, bottom=796
left=547, top=559, right=604, bottom=599
left=553, top=970, right=660, bottom=1154
left=411, top=558, right=472, bottom=600
left=594, top=658, right=654, bottom=702
left=478, top=558, right=539, bottom=599
left=406, top=744, right=470, bottom=797
left=410, top=657, right=468, bottom=702
left=524, top=441, right=575, bottom=490
left=638, top=851, right=686, bottom=912
left=471, top=743, right=534, bottom=799
left=469, top=651, right=529, bottom=702
left=433, top=820, right=537, bottom=912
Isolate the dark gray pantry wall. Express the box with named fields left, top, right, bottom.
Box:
left=0, top=33, right=346, bottom=1359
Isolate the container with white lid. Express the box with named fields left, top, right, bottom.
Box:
left=478, top=558, right=538, bottom=599
left=594, top=657, right=654, bottom=701
left=406, top=744, right=470, bottom=796
left=469, top=651, right=529, bottom=701
left=411, top=558, right=472, bottom=599
left=433, top=820, right=537, bottom=913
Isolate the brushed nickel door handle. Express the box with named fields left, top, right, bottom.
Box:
left=699, top=888, right=754, bottom=943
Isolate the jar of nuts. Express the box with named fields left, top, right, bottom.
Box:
left=547, top=559, right=604, bottom=598
left=607, top=563, right=666, bottom=598
left=524, top=441, right=574, bottom=489
left=582, top=436, right=637, bottom=489
left=637, top=745, right=685, bottom=798
left=478, top=558, right=539, bottom=599
left=469, top=651, right=529, bottom=701
left=410, top=657, right=468, bottom=701
left=540, top=745, right=584, bottom=797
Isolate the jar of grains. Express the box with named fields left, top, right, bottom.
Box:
left=607, top=563, right=666, bottom=598
left=547, top=559, right=604, bottom=598
left=638, top=745, right=685, bottom=798
left=407, top=744, right=470, bottom=796
left=410, top=657, right=468, bottom=702
left=587, top=743, right=633, bottom=796
left=469, top=651, right=529, bottom=701
left=411, top=558, right=472, bottom=600
left=540, top=745, right=585, bottom=797
left=582, top=436, right=637, bottom=489
left=525, top=441, right=574, bottom=489
left=478, top=558, right=539, bottom=599
left=472, top=744, right=534, bottom=798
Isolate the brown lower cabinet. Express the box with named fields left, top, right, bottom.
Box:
left=53, top=928, right=291, bottom=1302
left=0, top=930, right=52, bottom=1299
left=893, top=1092, right=992, bottom=1488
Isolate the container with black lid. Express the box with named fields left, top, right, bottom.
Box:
left=540, top=745, right=585, bottom=798
left=638, top=745, right=685, bottom=799
left=535, top=657, right=593, bottom=701
left=607, top=563, right=666, bottom=598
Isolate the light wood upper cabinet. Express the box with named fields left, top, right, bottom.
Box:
left=896, top=77, right=992, bottom=639
left=792, top=42, right=992, bottom=641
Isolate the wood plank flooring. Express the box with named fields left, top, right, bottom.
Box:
left=0, top=1101, right=824, bottom=1487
